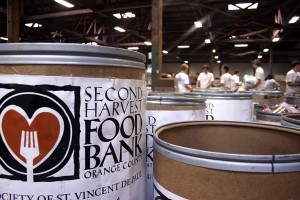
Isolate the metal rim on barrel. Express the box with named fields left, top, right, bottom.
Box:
left=0, top=43, right=146, bottom=69
left=281, top=113, right=300, bottom=129
left=147, top=93, right=206, bottom=106
left=154, top=121, right=300, bottom=173
left=256, top=111, right=282, bottom=122
left=189, top=92, right=252, bottom=100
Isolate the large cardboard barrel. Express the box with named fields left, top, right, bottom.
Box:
left=190, top=91, right=252, bottom=121
left=0, top=43, right=146, bottom=199
left=281, top=113, right=300, bottom=129
left=153, top=121, right=300, bottom=200
left=256, top=110, right=281, bottom=125
left=146, top=93, right=206, bottom=200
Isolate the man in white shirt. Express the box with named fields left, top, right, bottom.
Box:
left=247, top=59, right=265, bottom=91
left=196, top=65, right=214, bottom=89
left=220, top=65, right=233, bottom=90
left=232, top=71, right=242, bottom=91
left=175, top=63, right=192, bottom=93
left=286, top=60, right=300, bottom=96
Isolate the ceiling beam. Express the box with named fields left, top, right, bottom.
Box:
left=61, top=28, right=107, bottom=44
left=25, top=9, right=93, bottom=21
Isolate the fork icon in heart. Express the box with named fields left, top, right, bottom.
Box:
left=20, top=130, right=40, bottom=182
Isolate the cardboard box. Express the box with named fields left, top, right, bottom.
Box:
left=155, top=78, right=179, bottom=92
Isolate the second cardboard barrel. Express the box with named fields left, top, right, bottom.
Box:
left=190, top=91, right=253, bottom=121
left=146, top=93, right=205, bottom=200
left=153, top=121, right=300, bottom=200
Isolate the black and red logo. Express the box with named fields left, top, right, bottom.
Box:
left=0, top=84, right=80, bottom=182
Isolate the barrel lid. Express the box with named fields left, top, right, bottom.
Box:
left=0, top=43, right=146, bottom=69
left=147, top=92, right=206, bottom=106
left=154, top=121, right=300, bottom=173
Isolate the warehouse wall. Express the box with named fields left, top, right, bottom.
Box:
left=162, top=62, right=292, bottom=80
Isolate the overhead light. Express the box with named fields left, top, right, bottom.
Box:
left=184, top=60, right=189, bottom=64
left=212, top=49, right=216, bottom=53
left=123, top=12, right=136, bottom=19
left=263, top=48, right=269, bottom=52
left=114, top=26, right=126, bottom=32
left=113, top=12, right=135, bottom=19
left=272, top=37, right=280, bottom=42
left=144, top=41, right=152, bottom=45
left=54, top=0, right=74, bottom=8
left=113, top=13, right=122, bottom=19
left=85, top=42, right=97, bottom=45
left=25, top=23, right=42, bottom=28
left=128, top=47, right=139, bottom=50
left=217, top=60, right=221, bottom=63
left=148, top=52, right=152, bottom=59
left=0, top=37, right=8, bottom=41
left=178, top=45, right=190, bottom=48
left=248, top=3, right=258, bottom=9
left=194, top=21, right=202, bottom=28
left=228, top=4, right=239, bottom=10
left=214, top=56, right=219, bottom=59
left=288, top=16, right=299, bottom=24
left=162, top=50, right=168, bottom=54
left=205, top=39, right=211, bottom=43
left=228, top=3, right=258, bottom=10
left=236, top=3, right=252, bottom=9
left=234, top=44, right=248, bottom=47
left=257, top=55, right=262, bottom=59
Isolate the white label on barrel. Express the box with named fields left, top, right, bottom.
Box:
left=146, top=109, right=205, bottom=200
left=205, top=99, right=252, bottom=121
left=0, top=75, right=146, bottom=200
left=153, top=178, right=187, bottom=200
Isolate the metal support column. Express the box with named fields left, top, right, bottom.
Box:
left=7, top=0, right=21, bottom=42
left=269, top=48, right=273, bottom=75
left=151, top=0, right=163, bottom=90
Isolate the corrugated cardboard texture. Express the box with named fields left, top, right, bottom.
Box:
left=154, top=150, right=300, bottom=200
left=154, top=87, right=179, bottom=92
left=156, top=78, right=178, bottom=87
left=0, top=64, right=144, bottom=80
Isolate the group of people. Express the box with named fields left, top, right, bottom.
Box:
left=175, top=59, right=300, bottom=96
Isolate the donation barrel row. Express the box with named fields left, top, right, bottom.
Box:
left=0, top=43, right=299, bottom=200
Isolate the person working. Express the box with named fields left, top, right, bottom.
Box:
left=286, top=60, right=300, bottom=96
left=263, top=74, right=280, bottom=91
left=231, top=70, right=242, bottom=92
left=220, top=65, right=232, bottom=90
left=196, top=65, right=214, bottom=90
left=175, top=63, right=192, bottom=93
left=246, top=59, right=265, bottom=91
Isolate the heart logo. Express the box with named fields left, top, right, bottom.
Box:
left=0, top=105, right=64, bottom=168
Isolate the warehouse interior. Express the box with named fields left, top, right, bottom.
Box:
left=0, top=1, right=300, bottom=200
left=0, top=0, right=299, bottom=64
